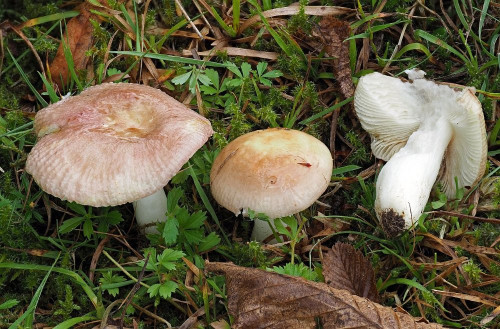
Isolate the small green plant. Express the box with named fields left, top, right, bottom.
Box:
left=269, top=262, right=318, bottom=281
left=158, top=187, right=220, bottom=267
left=138, top=248, right=185, bottom=305
left=57, top=203, right=124, bottom=239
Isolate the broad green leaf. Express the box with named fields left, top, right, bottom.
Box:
left=262, top=70, right=283, bottom=79
left=241, top=62, right=252, bottom=77
left=0, top=299, right=19, bottom=310
left=67, top=202, right=87, bottom=215
left=58, top=217, right=84, bottom=234
left=158, top=281, right=178, bottom=299
left=82, top=219, right=93, bottom=239
left=163, top=217, right=179, bottom=245
left=147, top=283, right=161, bottom=298
left=273, top=218, right=290, bottom=237
left=167, top=187, right=183, bottom=214
left=157, top=248, right=185, bottom=270
left=256, top=61, right=267, bottom=76
left=204, top=68, right=219, bottom=89
left=197, top=73, right=213, bottom=86
left=226, top=62, right=242, bottom=78
left=171, top=71, right=192, bottom=85
left=198, top=232, right=221, bottom=252
left=184, top=211, right=207, bottom=230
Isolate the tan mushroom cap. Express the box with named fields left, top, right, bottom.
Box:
left=26, top=83, right=213, bottom=206
left=210, top=128, right=333, bottom=219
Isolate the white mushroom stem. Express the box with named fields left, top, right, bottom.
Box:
left=375, top=116, right=453, bottom=236
left=251, top=218, right=277, bottom=242
left=133, top=189, right=168, bottom=234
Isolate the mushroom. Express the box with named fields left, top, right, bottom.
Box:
left=210, top=128, right=333, bottom=241
left=26, top=83, right=213, bottom=233
left=354, top=70, right=487, bottom=236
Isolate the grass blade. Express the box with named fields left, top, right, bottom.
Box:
left=299, top=97, right=353, bottom=125
left=38, top=72, right=60, bottom=103
left=21, top=11, right=79, bottom=28
left=7, top=49, right=48, bottom=107
left=110, top=50, right=230, bottom=67
left=479, top=0, right=491, bottom=40
left=0, top=262, right=104, bottom=318
left=188, top=164, right=230, bottom=245
left=52, top=314, right=96, bottom=329
left=7, top=256, right=59, bottom=329
left=414, top=29, right=469, bottom=64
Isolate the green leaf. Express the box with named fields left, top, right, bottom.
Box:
left=273, top=218, right=290, bottom=237
left=332, top=165, right=361, bottom=176
left=259, top=78, right=272, bottom=87
left=157, top=249, right=185, bottom=271
left=58, top=217, right=84, bottom=234
left=280, top=216, right=298, bottom=238
left=183, top=229, right=204, bottom=245
left=198, top=232, right=221, bottom=252
left=431, top=200, right=446, bottom=210
left=226, top=62, right=242, bottom=78
left=256, top=61, right=267, bottom=76
left=197, top=73, right=213, bottom=86
left=163, top=217, right=179, bottom=245
left=99, top=272, right=126, bottom=297
left=183, top=211, right=207, bottom=230
left=172, top=71, right=192, bottom=85
left=158, top=281, right=178, bottom=299
left=199, top=85, right=218, bottom=95
left=147, top=283, right=161, bottom=298
left=82, top=219, right=93, bottom=239
left=270, top=262, right=317, bottom=281
left=241, top=62, right=252, bottom=77
left=0, top=299, right=19, bottom=310
left=204, top=68, right=220, bottom=89
left=167, top=187, right=183, bottom=214
left=104, top=210, right=123, bottom=225
left=66, top=202, right=87, bottom=215
left=262, top=70, right=283, bottom=79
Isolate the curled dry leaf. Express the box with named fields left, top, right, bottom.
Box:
left=206, top=262, right=444, bottom=329
left=313, top=16, right=354, bottom=99
left=322, top=242, right=379, bottom=302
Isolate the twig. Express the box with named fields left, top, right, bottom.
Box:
left=119, top=253, right=150, bottom=328
left=429, top=210, right=500, bottom=225
left=174, top=0, right=204, bottom=40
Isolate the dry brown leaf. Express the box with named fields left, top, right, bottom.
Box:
left=313, top=16, right=354, bottom=99
left=182, top=47, right=279, bottom=60
left=49, top=3, right=99, bottom=88
left=206, top=262, right=444, bottom=329
left=322, top=243, right=379, bottom=302
left=239, top=6, right=354, bottom=34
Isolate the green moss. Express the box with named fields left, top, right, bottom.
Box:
left=0, top=86, right=20, bottom=110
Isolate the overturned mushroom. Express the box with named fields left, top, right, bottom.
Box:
left=354, top=70, right=487, bottom=236
left=26, top=83, right=213, bottom=233
left=210, top=128, right=333, bottom=241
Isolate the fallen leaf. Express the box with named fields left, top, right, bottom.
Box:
left=206, top=262, right=444, bottom=329
left=313, top=16, right=354, bottom=99
left=322, top=243, right=379, bottom=302
left=49, top=2, right=101, bottom=88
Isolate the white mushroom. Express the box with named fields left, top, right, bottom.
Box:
left=26, top=83, right=213, bottom=234
left=210, top=128, right=333, bottom=241
left=354, top=70, right=487, bottom=236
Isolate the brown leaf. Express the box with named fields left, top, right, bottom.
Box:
left=313, top=17, right=354, bottom=99
left=322, top=242, right=379, bottom=302
left=206, top=262, right=444, bottom=329
left=49, top=3, right=98, bottom=88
